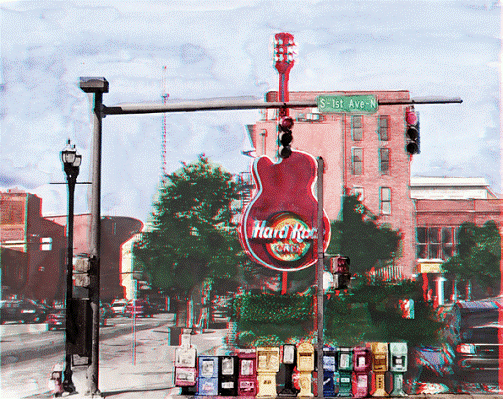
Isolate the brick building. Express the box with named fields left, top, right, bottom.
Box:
left=411, top=177, right=501, bottom=266
left=247, top=90, right=417, bottom=276
left=0, top=189, right=66, bottom=301
left=45, top=214, right=143, bottom=303
left=410, top=177, right=502, bottom=302
left=1, top=189, right=143, bottom=304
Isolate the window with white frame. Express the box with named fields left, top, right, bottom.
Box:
left=378, top=115, right=389, bottom=141
left=379, top=148, right=390, bottom=175
left=416, top=226, right=457, bottom=260
left=351, top=115, right=363, bottom=141
left=351, top=148, right=363, bottom=175
left=380, top=187, right=391, bottom=215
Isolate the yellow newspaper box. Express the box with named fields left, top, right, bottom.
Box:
left=297, top=342, right=315, bottom=397
left=256, top=347, right=280, bottom=398
left=369, top=342, right=388, bottom=397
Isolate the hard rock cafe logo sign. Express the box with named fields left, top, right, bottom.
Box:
left=251, top=214, right=316, bottom=262
left=238, top=150, right=330, bottom=271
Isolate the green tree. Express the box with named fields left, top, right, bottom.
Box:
left=321, top=195, right=446, bottom=347
left=325, top=277, right=445, bottom=347
left=133, top=155, right=243, bottom=300
left=328, top=194, right=401, bottom=274
left=443, top=221, right=501, bottom=296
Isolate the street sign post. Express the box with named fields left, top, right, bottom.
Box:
left=316, top=94, right=378, bottom=113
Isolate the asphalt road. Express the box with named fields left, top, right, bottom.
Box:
left=1, top=314, right=175, bottom=366
left=1, top=314, right=226, bottom=399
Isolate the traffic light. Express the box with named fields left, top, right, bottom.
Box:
left=278, top=116, right=294, bottom=158
left=330, top=255, right=351, bottom=290
left=405, top=107, right=420, bottom=154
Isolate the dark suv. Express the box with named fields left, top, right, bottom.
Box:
left=444, top=297, right=502, bottom=393
left=0, top=299, right=47, bottom=324
left=124, top=299, right=154, bottom=318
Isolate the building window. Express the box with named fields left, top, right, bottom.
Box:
left=351, top=148, right=363, bottom=175
left=380, top=187, right=391, bottom=215
left=416, top=227, right=458, bottom=260
left=353, top=187, right=364, bottom=201
left=442, top=227, right=457, bottom=259
left=351, top=115, right=363, bottom=141
left=417, top=228, right=428, bottom=258
left=40, top=237, right=52, bottom=251
left=378, top=115, right=389, bottom=141
left=428, top=227, right=441, bottom=259
left=379, top=148, right=390, bottom=175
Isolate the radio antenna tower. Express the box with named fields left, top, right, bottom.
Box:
left=161, top=66, right=169, bottom=178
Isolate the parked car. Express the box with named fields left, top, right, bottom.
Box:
left=0, top=299, right=47, bottom=324
left=124, top=299, right=154, bottom=318
left=443, top=297, right=502, bottom=393
left=47, top=303, right=109, bottom=330
left=47, top=309, right=66, bottom=331
left=110, top=299, right=128, bottom=317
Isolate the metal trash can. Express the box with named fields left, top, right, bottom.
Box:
left=169, top=327, right=184, bottom=346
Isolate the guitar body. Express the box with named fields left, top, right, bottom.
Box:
left=239, top=150, right=330, bottom=271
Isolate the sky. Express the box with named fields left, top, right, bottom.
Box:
left=1, top=0, right=501, bottom=223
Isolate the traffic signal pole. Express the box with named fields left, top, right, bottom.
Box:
left=79, top=77, right=108, bottom=397
left=101, top=96, right=462, bottom=116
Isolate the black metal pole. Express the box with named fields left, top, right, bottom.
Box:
left=63, top=166, right=77, bottom=394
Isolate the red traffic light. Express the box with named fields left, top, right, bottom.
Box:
left=405, top=108, right=420, bottom=155
left=405, top=109, right=418, bottom=125
left=278, top=116, right=294, bottom=159
left=279, top=116, right=294, bottom=130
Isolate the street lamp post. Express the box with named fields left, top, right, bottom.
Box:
left=61, top=139, right=82, bottom=394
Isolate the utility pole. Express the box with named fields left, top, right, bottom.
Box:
left=79, top=77, right=108, bottom=397
left=316, top=157, right=325, bottom=399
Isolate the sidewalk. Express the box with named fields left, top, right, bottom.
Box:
left=46, top=326, right=229, bottom=399
left=14, top=321, right=501, bottom=399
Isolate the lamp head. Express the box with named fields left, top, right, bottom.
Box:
left=61, top=139, right=81, bottom=168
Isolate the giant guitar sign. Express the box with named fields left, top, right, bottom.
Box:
left=238, top=150, right=330, bottom=271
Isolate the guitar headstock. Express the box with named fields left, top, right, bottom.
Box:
left=273, top=32, right=296, bottom=74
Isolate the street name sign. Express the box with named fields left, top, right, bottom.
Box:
left=316, top=95, right=378, bottom=114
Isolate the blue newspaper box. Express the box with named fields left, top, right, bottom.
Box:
left=197, top=356, right=219, bottom=396
left=323, top=346, right=337, bottom=397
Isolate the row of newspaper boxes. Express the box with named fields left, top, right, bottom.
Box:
left=175, top=341, right=408, bottom=397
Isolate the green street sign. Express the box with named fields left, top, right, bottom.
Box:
left=316, top=95, right=378, bottom=114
